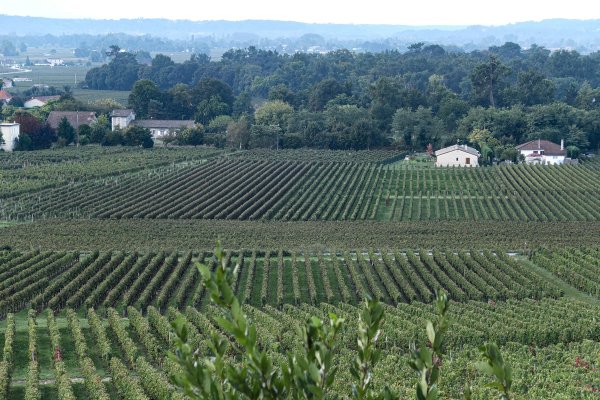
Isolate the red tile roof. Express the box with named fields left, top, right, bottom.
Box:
left=46, top=111, right=96, bottom=130
left=0, top=90, right=12, bottom=101
left=516, top=140, right=566, bottom=156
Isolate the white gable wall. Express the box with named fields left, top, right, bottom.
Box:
left=436, top=149, right=478, bottom=167
left=0, top=123, right=20, bottom=152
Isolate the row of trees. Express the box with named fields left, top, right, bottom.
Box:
left=111, top=42, right=600, bottom=151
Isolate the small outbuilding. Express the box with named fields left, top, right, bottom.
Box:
left=434, top=144, right=480, bottom=167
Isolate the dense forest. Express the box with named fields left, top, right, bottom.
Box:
left=82, top=42, right=600, bottom=155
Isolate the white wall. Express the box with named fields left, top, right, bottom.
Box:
left=436, top=149, right=479, bottom=167
left=0, top=123, right=20, bottom=152
left=24, top=99, right=45, bottom=108
left=111, top=114, right=134, bottom=131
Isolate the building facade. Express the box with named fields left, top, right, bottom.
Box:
left=110, top=109, right=196, bottom=141
left=0, top=123, right=20, bottom=152
left=516, top=139, right=566, bottom=165
left=110, top=109, right=136, bottom=131
left=434, top=144, right=480, bottom=167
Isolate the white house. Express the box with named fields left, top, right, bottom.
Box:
left=516, top=139, right=566, bottom=165
left=434, top=144, right=480, bottom=167
left=130, top=119, right=196, bottom=140
left=110, top=109, right=136, bottom=131
left=24, top=96, right=60, bottom=108
left=110, top=109, right=195, bottom=141
left=46, top=59, right=64, bottom=66
left=0, top=123, right=20, bottom=152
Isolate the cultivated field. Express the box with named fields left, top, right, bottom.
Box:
left=0, top=147, right=598, bottom=398
left=3, top=154, right=600, bottom=222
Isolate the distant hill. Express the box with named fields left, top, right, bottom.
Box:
left=1, top=15, right=600, bottom=52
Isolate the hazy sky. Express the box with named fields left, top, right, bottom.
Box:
left=1, top=0, right=599, bottom=25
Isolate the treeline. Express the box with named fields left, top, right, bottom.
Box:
left=82, top=42, right=600, bottom=153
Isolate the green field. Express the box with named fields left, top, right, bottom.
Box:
left=3, top=64, right=130, bottom=104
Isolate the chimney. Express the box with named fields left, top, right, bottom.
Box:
left=538, top=138, right=541, bottom=149
left=561, top=139, right=564, bottom=151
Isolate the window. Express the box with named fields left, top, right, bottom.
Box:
left=465, top=157, right=470, bottom=165
left=456, top=157, right=459, bottom=161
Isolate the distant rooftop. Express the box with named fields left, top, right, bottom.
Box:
left=434, top=144, right=480, bottom=157
left=111, top=109, right=135, bottom=117
left=131, top=120, right=195, bottom=129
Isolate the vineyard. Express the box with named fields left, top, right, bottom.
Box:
left=227, top=148, right=407, bottom=163
left=0, top=147, right=599, bottom=398
left=3, top=156, right=600, bottom=222
left=0, top=147, right=223, bottom=199
left=0, top=298, right=598, bottom=399
left=0, top=248, right=577, bottom=318
left=4, top=219, right=600, bottom=251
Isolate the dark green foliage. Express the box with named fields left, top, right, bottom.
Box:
left=57, top=117, right=76, bottom=146
left=123, top=126, right=153, bottom=148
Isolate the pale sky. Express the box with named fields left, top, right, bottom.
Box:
left=1, top=0, right=599, bottom=26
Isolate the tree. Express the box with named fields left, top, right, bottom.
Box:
left=470, top=55, right=510, bottom=108
left=90, top=115, right=110, bottom=144
left=195, top=96, right=231, bottom=125
left=123, top=125, right=153, bottom=148
left=308, top=79, right=347, bottom=111
left=57, top=117, right=76, bottom=146
left=191, top=78, right=234, bottom=112
left=575, top=82, right=600, bottom=110
left=392, top=107, right=445, bottom=150
left=516, top=70, right=555, bottom=106
left=105, top=45, right=121, bottom=57
left=128, top=79, right=161, bottom=119
left=176, top=126, right=205, bottom=146
left=254, top=100, right=293, bottom=129
left=207, top=115, right=233, bottom=134
left=101, top=130, right=123, bottom=146
left=226, top=116, right=251, bottom=149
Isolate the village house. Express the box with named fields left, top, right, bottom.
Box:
left=434, top=144, right=480, bottom=167
left=110, top=109, right=196, bottom=141
left=0, top=122, right=20, bottom=152
left=110, top=109, right=136, bottom=131
left=1, top=78, right=13, bottom=88
left=516, top=139, right=566, bottom=165
left=24, top=95, right=61, bottom=108
left=46, top=111, right=97, bottom=131
left=0, top=90, right=12, bottom=104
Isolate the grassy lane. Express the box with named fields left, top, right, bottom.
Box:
left=516, top=255, right=600, bottom=306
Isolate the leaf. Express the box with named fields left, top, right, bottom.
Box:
left=426, top=321, right=436, bottom=346
left=474, top=361, right=494, bottom=376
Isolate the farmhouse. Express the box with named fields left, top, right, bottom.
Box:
left=24, top=95, right=60, bottom=108
left=0, top=122, right=20, bottom=152
left=110, top=109, right=135, bottom=130
left=110, top=109, right=196, bottom=140
left=130, top=120, right=196, bottom=139
left=0, top=90, right=12, bottom=104
left=46, top=111, right=97, bottom=131
left=434, top=144, right=480, bottom=167
left=516, top=139, right=566, bottom=165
